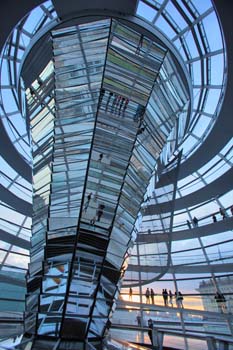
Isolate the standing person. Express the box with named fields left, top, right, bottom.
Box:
left=90, top=216, right=96, bottom=225
left=145, top=288, right=150, bottom=304
left=98, top=153, right=103, bottom=161
left=150, top=288, right=155, bottom=304
left=230, top=205, right=233, bottom=216
left=162, top=289, right=168, bottom=306
left=215, top=292, right=223, bottom=312
left=84, top=192, right=92, bottom=212
left=96, top=204, right=105, bottom=221
left=129, top=287, right=133, bottom=301
left=192, top=216, right=199, bottom=227
left=178, top=292, right=184, bottom=308
left=123, top=98, right=129, bottom=112
left=106, top=91, right=113, bottom=111
left=147, top=319, right=153, bottom=345
left=219, top=207, right=226, bottom=219
left=186, top=220, right=191, bottom=229
left=175, top=291, right=178, bottom=307
left=169, top=290, right=173, bottom=307
left=212, top=214, right=217, bottom=223
left=136, top=311, right=141, bottom=326
left=162, top=289, right=165, bottom=306
left=175, top=292, right=184, bottom=308
left=215, top=292, right=227, bottom=313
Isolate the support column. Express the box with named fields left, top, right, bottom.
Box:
left=219, top=340, right=229, bottom=350
left=151, top=328, right=164, bottom=350
left=207, top=337, right=217, bottom=350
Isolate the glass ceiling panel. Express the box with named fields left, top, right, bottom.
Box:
left=202, top=12, right=223, bottom=52
left=211, top=54, right=224, bottom=85
left=165, top=2, right=188, bottom=30
left=136, top=0, right=225, bottom=164
left=137, top=1, right=158, bottom=21
left=190, top=0, right=212, bottom=14
left=184, top=31, right=199, bottom=58
left=203, top=88, right=222, bottom=114
left=191, top=114, right=210, bottom=135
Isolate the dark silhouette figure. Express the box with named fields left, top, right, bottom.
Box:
left=90, top=217, right=96, bottom=225
left=99, top=88, right=105, bottom=104
left=84, top=192, right=92, bottom=212
left=98, top=153, right=103, bottom=162
left=147, top=319, right=153, bottom=344
left=192, top=216, right=198, bottom=227
left=178, top=291, right=184, bottom=308
left=150, top=288, right=155, bottom=304
left=119, top=97, right=125, bottom=112
left=215, top=292, right=226, bottom=313
left=123, top=98, right=129, bottom=111
left=112, top=94, right=117, bottom=111
left=137, top=126, right=145, bottom=135
left=136, top=34, right=144, bottom=55
left=176, top=291, right=184, bottom=308
left=96, top=204, right=105, bottom=221
left=106, top=91, right=113, bottom=110
left=169, top=290, right=173, bottom=307
left=219, top=207, right=226, bottom=219
left=129, top=287, right=133, bottom=301
left=134, top=104, right=145, bottom=122
left=145, top=288, right=150, bottom=303
left=230, top=205, right=233, bottom=216
left=115, top=95, right=122, bottom=109
left=212, top=214, right=217, bottom=223
left=162, top=289, right=168, bottom=306
left=186, top=220, right=191, bottom=229
left=136, top=312, right=141, bottom=326
left=175, top=291, right=178, bottom=307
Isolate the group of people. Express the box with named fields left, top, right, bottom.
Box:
left=213, top=207, right=228, bottom=222
left=83, top=192, right=106, bottom=225
left=142, top=288, right=184, bottom=308
left=186, top=217, right=198, bottom=228
left=90, top=203, right=105, bottom=224
left=162, top=289, right=184, bottom=308
left=213, top=206, right=233, bottom=221
left=145, top=288, right=155, bottom=304
left=99, top=89, right=130, bottom=115
left=186, top=205, right=233, bottom=228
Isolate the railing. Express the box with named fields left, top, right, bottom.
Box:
left=111, top=299, right=233, bottom=349
left=119, top=292, right=233, bottom=314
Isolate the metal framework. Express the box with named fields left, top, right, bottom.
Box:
left=0, top=0, right=232, bottom=349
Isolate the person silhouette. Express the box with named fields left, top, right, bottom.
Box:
left=96, top=204, right=105, bottom=221
left=150, top=288, right=155, bottom=304
left=129, top=287, right=133, bottom=301
left=219, top=207, right=226, bottom=219
left=147, top=319, right=153, bottom=344
left=84, top=192, right=92, bottom=212
left=98, top=153, right=103, bottom=162
left=169, top=290, right=173, bottom=307
left=145, top=288, right=150, bottom=303
left=162, top=289, right=168, bottom=306
left=192, top=216, right=198, bottom=227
